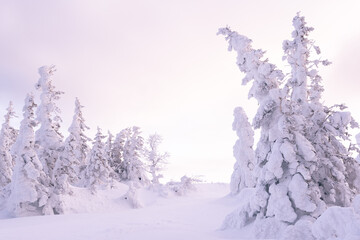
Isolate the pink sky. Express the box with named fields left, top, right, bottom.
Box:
left=1, top=0, right=360, bottom=182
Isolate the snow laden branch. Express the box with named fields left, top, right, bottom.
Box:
left=217, top=27, right=283, bottom=129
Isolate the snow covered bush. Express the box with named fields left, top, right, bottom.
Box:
left=123, top=181, right=143, bottom=208
left=219, top=13, right=360, bottom=235
left=166, top=175, right=201, bottom=196
left=9, top=94, right=53, bottom=217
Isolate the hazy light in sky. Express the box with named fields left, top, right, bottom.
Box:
left=1, top=0, right=360, bottom=182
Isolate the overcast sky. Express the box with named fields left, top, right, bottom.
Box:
left=1, top=0, right=360, bottom=182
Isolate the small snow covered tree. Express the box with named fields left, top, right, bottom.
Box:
left=84, top=127, right=113, bottom=192
left=219, top=13, right=360, bottom=233
left=110, top=129, right=130, bottom=179
left=145, top=133, right=169, bottom=185
left=230, top=107, right=256, bottom=195
left=54, top=98, right=90, bottom=189
left=121, top=126, right=149, bottom=185
left=0, top=102, right=17, bottom=188
left=10, top=94, right=53, bottom=217
left=35, top=66, right=64, bottom=178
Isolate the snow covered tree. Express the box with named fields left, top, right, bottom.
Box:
left=35, top=65, right=64, bottom=178
left=218, top=26, right=294, bottom=226
left=230, top=107, right=256, bottom=195
left=0, top=102, right=17, bottom=188
left=110, top=129, right=130, bottom=179
left=53, top=98, right=90, bottom=189
left=121, top=126, right=149, bottom=185
left=145, top=133, right=169, bottom=185
left=9, top=94, right=53, bottom=217
left=218, top=23, right=315, bottom=227
left=284, top=13, right=360, bottom=208
left=219, top=13, right=360, bottom=232
left=84, top=127, right=113, bottom=192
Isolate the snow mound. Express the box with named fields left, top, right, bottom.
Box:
left=312, top=206, right=360, bottom=240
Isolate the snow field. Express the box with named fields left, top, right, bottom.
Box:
left=0, top=183, right=243, bottom=240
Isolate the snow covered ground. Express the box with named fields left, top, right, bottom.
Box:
left=0, top=183, right=255, bottom=240
left=2, top=182, right=360, bottom=240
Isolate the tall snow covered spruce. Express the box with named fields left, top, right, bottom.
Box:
left=10, top=94, right=53, bottom=217
left=35, top=66, right=64, bottom=179
left=0, top=102, right=17, bottom=189
left=219, top=13, right=360, bottom=231
left=284, top=14, right=360, bottom=208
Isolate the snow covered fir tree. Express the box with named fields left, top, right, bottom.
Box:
left=84, top=127, right=113, bottom=192
left=9, top=94, right=53, bottom=217
left=219, top=13, right=360, bottom=238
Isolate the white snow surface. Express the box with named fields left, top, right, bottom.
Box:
left=0, top=183, right=246, bottom=240
left=2, top=183, right=360, bottom=240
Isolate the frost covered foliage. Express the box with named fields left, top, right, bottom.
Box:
left=0, top=102, right=17, bottom=188
left=120, top=127, right=149, bottom=185
left=219, top=13, right=360, bottom=233
left=55, top=98, right=90, bottom=188
left=35, top=66, right=64, bottom=178
left=85, top=127, right=113, bottom=192
left=230, top=107, right=256, bottom=195
left=167, top=176, right=201, bottom=196
left=9, top=94, right=53, bottom=217
left=145, top=133, right=169, bottom=185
